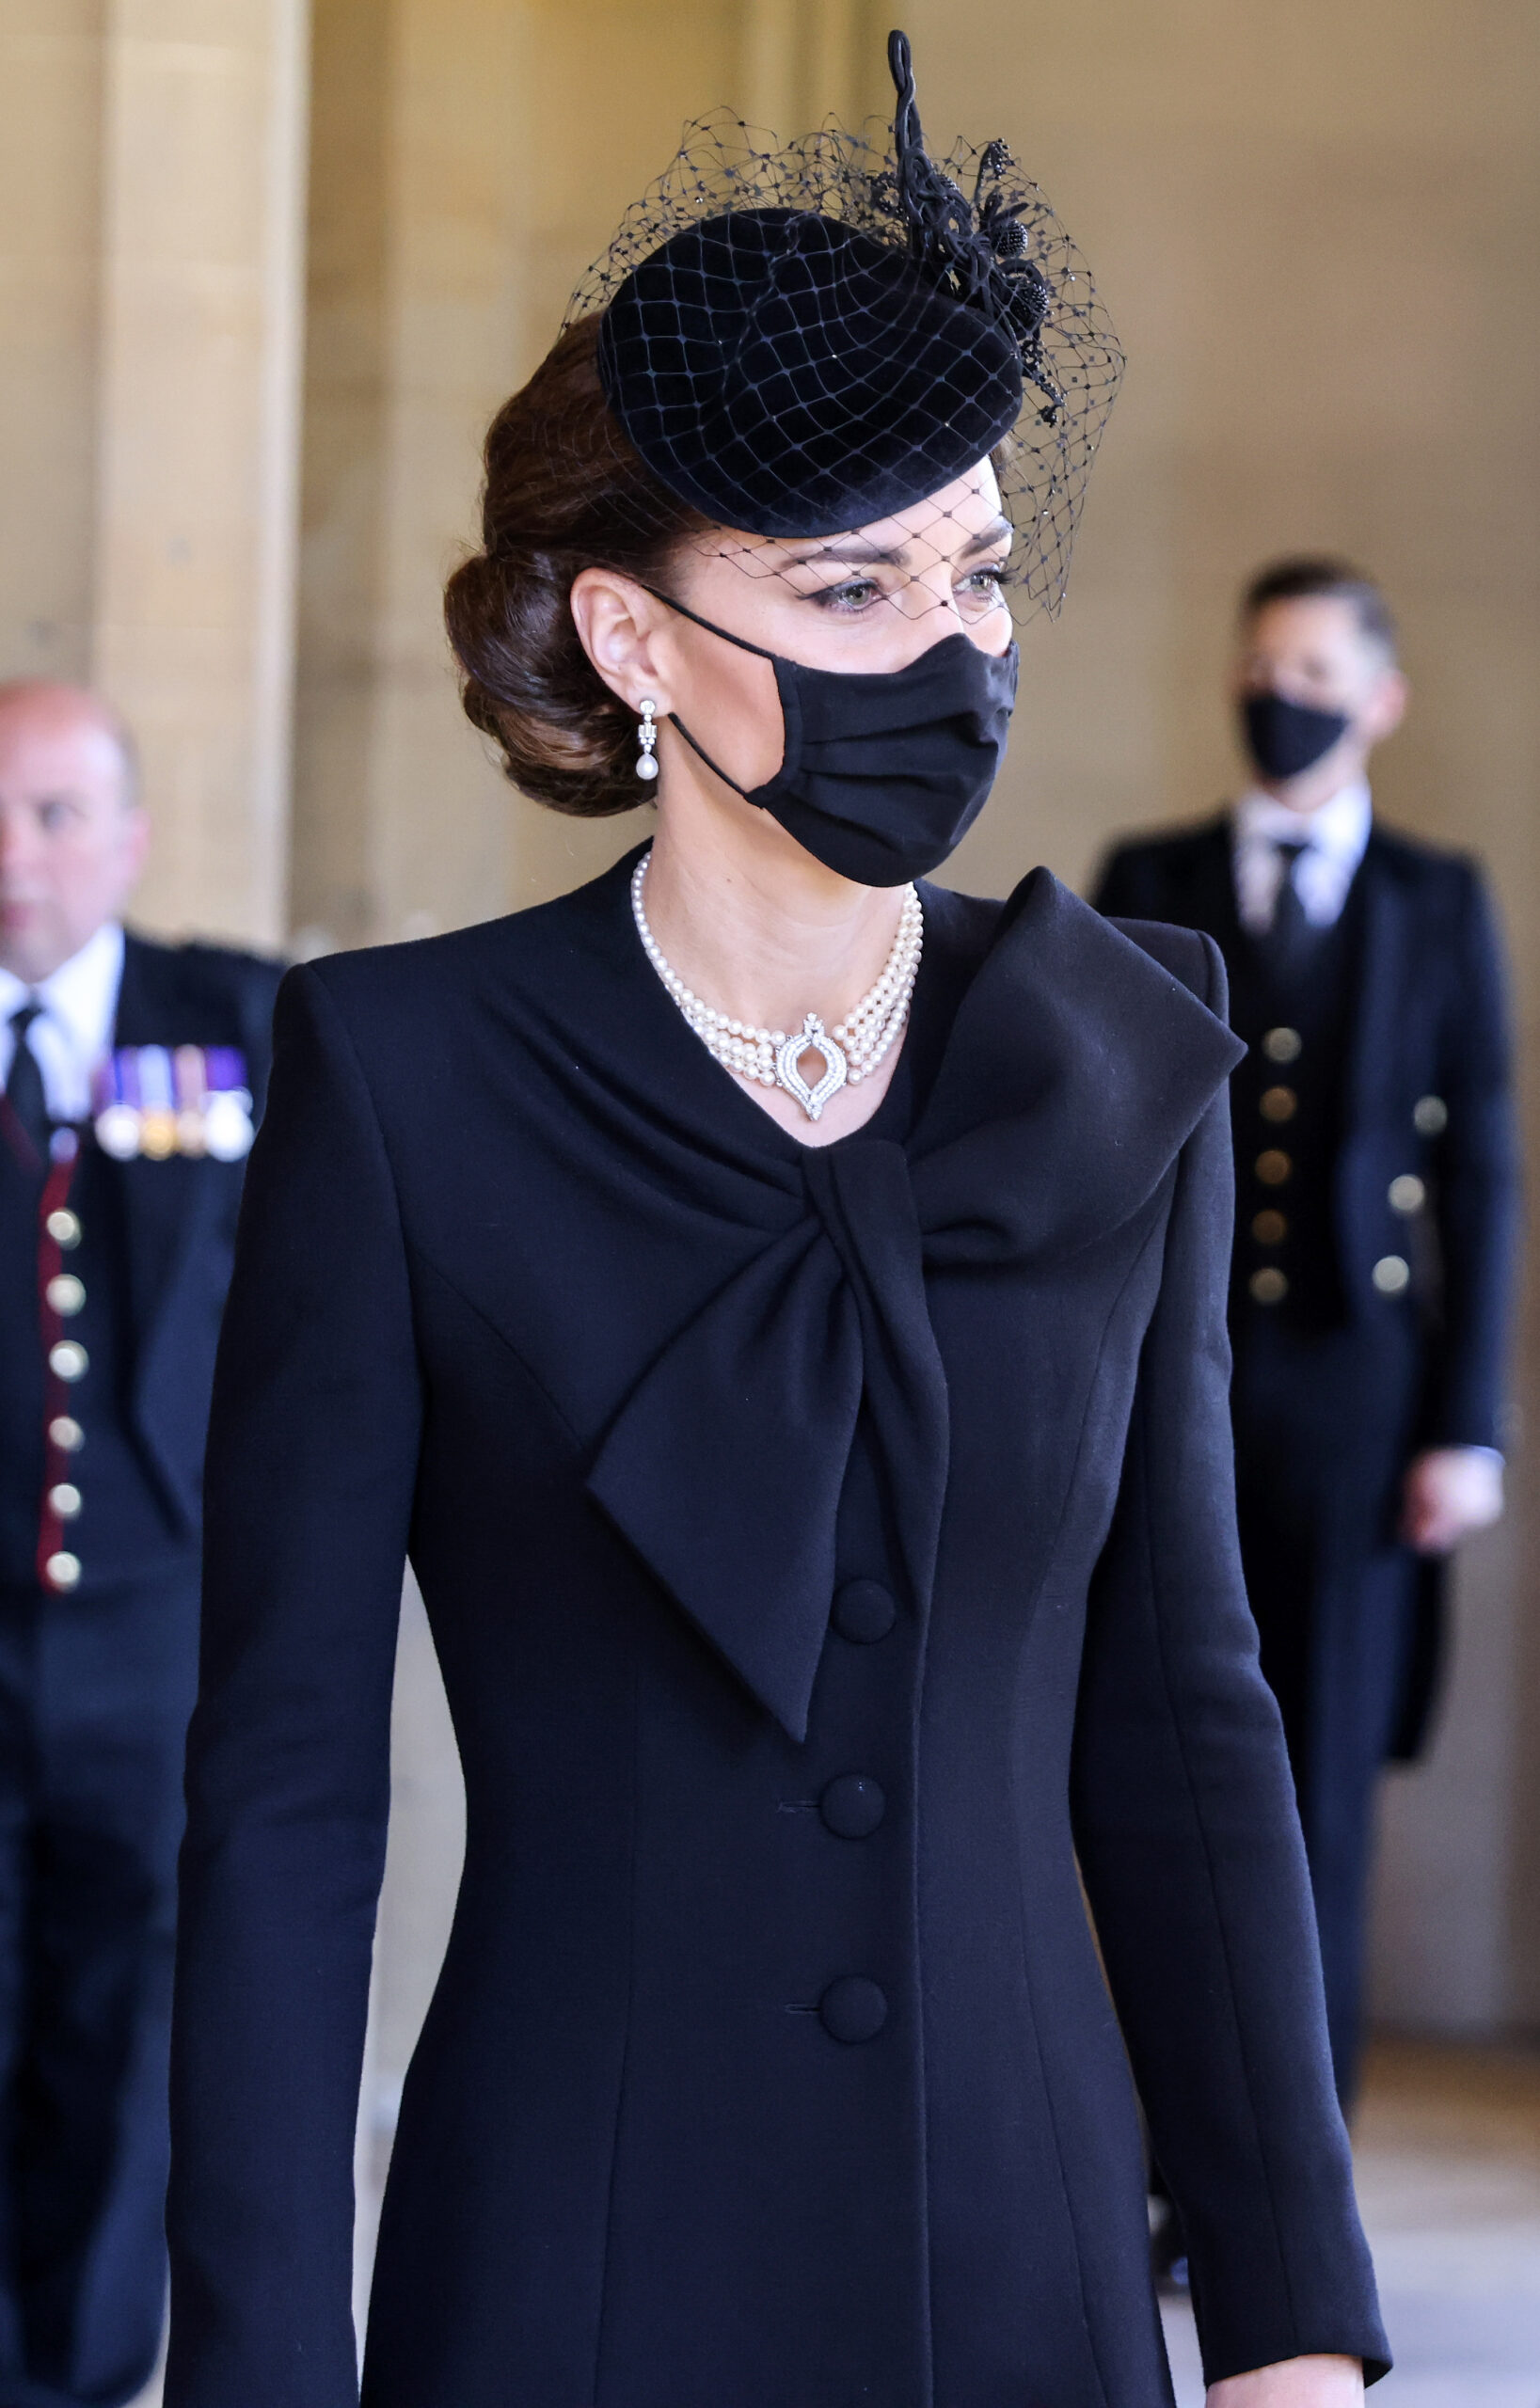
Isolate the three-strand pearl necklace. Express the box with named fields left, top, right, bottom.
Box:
left=631, top=850, right=923, bottom=1124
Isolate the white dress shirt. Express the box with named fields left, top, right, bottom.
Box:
left=0, top=922, right=125, bottom=1124
left=1231, top=780, right=1373, bottom=936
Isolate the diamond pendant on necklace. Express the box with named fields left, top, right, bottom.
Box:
left=775, top=1014, right=848, bottom=1119
left=631, top=850, right=922, bottom=1123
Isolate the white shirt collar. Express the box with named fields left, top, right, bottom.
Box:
left=1230, top=781, right=1373, bottom=934
left=1233, top=778, right=1373, bottom=866
left=0, top=923, right=126, bottom=1121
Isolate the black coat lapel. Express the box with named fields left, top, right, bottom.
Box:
left=1170, top=819, right=1243, bottom=960
left=1334, top=836, right=1412, bottom=1309
left=1342, top=837, right=1410, bottom=1136
left=108, top=937, right=219, bottom=1352
left=111, top=933, right=277, bottom=1529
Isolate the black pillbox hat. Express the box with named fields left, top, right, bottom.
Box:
left=597, top=204, right=1024, bottom=538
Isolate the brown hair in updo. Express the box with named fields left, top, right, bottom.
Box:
left=444, top=315, right=710, bottom=816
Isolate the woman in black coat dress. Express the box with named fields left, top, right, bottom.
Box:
left=166, top=39, right=1388, bottom=2408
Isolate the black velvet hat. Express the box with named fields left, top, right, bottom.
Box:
left=570, top=33, right=1123, bottom=612
left=597, top=207, right=1023, bottom=539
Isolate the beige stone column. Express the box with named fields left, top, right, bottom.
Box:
left=0, top=2, right=104, bottom=685
left=292, top=0, right=539, bottom=955
left=92, top=0, right=310, bottom=948
left=741, top=0, right=797, bottom=132
left=294, top=0, right=771, bottom=952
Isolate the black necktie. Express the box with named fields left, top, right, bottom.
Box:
left=1260, top=840, right=1319, bottom=981
left=6, top=1002, right=52, bottom=1163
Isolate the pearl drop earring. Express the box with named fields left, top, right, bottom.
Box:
left=635, top=697, right=659, bottom=782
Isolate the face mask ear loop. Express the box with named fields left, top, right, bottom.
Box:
left=636, top=583, right=777, bottom=661
left=666, top=712, right=754, bottom=800
left=635, top=582, right=775, bottom=803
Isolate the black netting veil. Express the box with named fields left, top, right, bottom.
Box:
left=564, top=32, right=1124, bottom=617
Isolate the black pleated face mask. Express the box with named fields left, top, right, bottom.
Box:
left=1240, top=690, right=1350, bottom=783
left=645, top=589, right=1019, bottom=887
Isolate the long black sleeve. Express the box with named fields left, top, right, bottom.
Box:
left=1072, top=946, right=1389, bottom=2386
left=166, top=965, right=424, bottom=2408
left=1422, top=863, right=1519, bottom=1449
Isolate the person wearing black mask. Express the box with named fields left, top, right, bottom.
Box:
left=1093, top=561, right=1518, bottom=2164
left=166, top=49, right=1389, bottom=2408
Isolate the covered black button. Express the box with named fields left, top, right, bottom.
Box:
left=819, top=1774, right=886, bottom=1839
left=833, top=1579, right=897, bottom=1644
left=818, top=1977, right=888, bottom=2044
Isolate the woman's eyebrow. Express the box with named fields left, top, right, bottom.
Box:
left=786, top=516, right=1014, bottom=572
left=959, top=518, right=1013, bottom=559
left=786, top=539, right=913, bottom=569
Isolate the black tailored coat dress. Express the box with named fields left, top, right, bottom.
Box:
left=1091, top=817, right=1518, bottom=2092
left=165, top=852, right=1389, bottom=2408
left=0, top=934, right=279, bottom=2408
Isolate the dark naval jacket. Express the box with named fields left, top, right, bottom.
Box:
left=0, top=933, right=282, bottom=1598
left=166, top=854, right=1388, bottom=2408
left=1092, top=816, right=1518, bottom=1755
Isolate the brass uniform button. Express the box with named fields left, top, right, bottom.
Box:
left=1413, top=1095, right=1448, bottom=1135
left=1262, top=1026, right=1302, bottom=1065
left=48, top=1482, right=83, bottom=1519
left=45, top=1551, right=82, bottom=1592
left=46, top=1208, right=82, bottom=1247
left=1249, top=1267, right=1289, bottom=1306
left=1252, top=1209, right=1288, bottom=1246
left=1255, top=1149, right=1292, bottom=1186
left=49, top=1340, right=88, bottom=1383
left=1259, top=1085, right=1297, bottom=1124
left=1373, top=1254, right=1410, bottom=1295
left=49, top=1415, right=85, bottom=1452
left=1389, top=1174, right=1425, bottom=1214
left=46, top=1273, right=86, bottom=1317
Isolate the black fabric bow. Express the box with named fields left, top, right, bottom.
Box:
left=588, top=878, right=1242, bottom=1740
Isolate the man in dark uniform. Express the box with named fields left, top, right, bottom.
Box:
left=0, top=681, right=280, bottom=2408
left=1092, top=559, right=1518, bottom=2121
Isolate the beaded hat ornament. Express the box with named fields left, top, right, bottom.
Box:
left=566, top=29, right=1124, bottom=622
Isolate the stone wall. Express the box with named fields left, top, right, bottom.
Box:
left=0, top=0, right=310, bottom=946
left=289, top=0, right=879, bottom=953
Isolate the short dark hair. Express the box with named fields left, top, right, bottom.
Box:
left=1239, top=556, right=1398, bottom=659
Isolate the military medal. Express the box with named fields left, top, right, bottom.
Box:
left=136, top=1045, right=178, bottom=1159
left=94, top=1051, right=142, bottom=1160
left=174, top=1045, right=209, bottom=1155
left=93, top=1046, right=255, bottom=1162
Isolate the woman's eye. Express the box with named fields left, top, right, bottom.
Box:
left=961, top=563, right=1009, bottom=600
left=814, top=577, right=885, bottom=613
